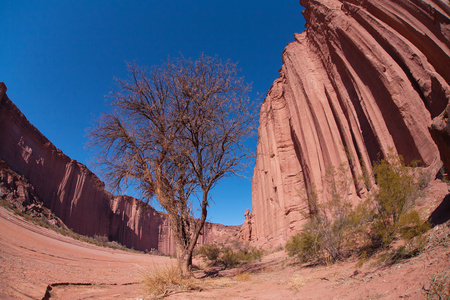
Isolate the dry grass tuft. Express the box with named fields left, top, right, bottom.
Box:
left=142, top=265, right=200, bottom=299
left=426, top=270, right=450, bottom=300
left=290, top=274, right=306, bottom=290
left=235, top=270, right=251, bottom=281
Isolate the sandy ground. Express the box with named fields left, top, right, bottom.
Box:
left=0, top=207, right=174, bottom=299
left=169, top=181, right=450, bottom=299
left=0, top=182, right=449, bottom=299
left=174, top=242, right=450, bottom=300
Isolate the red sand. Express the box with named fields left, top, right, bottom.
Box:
left=0, top=202, right=449, bottom=299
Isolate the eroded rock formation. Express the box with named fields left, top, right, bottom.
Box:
left=430, top=102, right=450, bottom=173
left=0, top=83, right=238, bottom=254
left=248, top=0, right=450, bottom=247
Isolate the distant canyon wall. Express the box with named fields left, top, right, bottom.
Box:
left=0, top=83, right=238, bottom=254
left=247, top=0, right=450, bottom=247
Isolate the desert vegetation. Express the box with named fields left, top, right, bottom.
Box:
left=141, top=243, right=264, bottom=298
left=286, top=153, right=432, bottom=265
left=142, top=265, right=202, bottom=298
left=197, top=243, right=263, bottom=268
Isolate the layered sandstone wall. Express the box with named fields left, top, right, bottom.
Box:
left=430, top=102, right=450, bottom=172
left=247, top=0, right=450, bottom=247
left=0, top=83, right=238, bottom=254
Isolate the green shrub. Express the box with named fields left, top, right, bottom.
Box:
left=377, top=210, right=431, bottom=265
left=373, top=154, right=414, bottom=223
left=397, top=210, right=431, bottom=241
left=287, top=153, right=431, bottom=265
left=236, top=246, right=263, bottom=263
left=93, top=234, right=109, bottom=244
left=220, top=246, right=263, bottom=268
left=198, top=244, right=263, bottom=268
left=285, top=230, right=321, bottom=262
left=286, top=164, right=365, bottom=263
left=220, top=247, right=241, bottom=268
left=371, top=153, right=430, bottom=248
left=198, top=243, right=221, bottom=263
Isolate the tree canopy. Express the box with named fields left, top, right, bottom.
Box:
left=88, top=54, right=258, bottom=275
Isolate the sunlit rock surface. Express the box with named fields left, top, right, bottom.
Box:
left=430, top=101, right=450, bottom=173
left=247, top=0, right=450, bottom=248
left=0, top=82, right=238, bottom=254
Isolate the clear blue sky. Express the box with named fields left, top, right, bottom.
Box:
left=1, top=1, right=305, bottom=226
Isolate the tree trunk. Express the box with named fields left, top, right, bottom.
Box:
left=177, top=246, right=193, bottom=277
left=172, top=192, right=208, bottom=278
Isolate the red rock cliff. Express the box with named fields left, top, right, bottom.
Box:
left=0, top=83, right=238, bottom=254
left=248, top=0, right=450, bottom=247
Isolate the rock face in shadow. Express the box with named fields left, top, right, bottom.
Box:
left=0, top=83, right=238, bottom=254
left=430, top=102, right=450, bottom=173
left=248, top=0, right=450, bottom=248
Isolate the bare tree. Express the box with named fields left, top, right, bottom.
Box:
left=88, top=54, right=256, bottom=276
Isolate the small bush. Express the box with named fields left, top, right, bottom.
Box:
left=371, top=153, right=430, bottom=248
left=378, top=236, right=427, bottom=265
left=197, top=244, right=263, bottom=268
left=287, top=153, right=431, bottom=265
left=93, top=234, right=109, bottom=244
left=285, top=230, right=321, bottom=262
left=220, top=247, right=241, bottom=268
left=377, top=212, right=430, bottom=265
left=287, top=164, right=367, bottom=263
left=237, top=246, right=264, bottom=263
left=397, top=210, right=431, bottom=241
left=198, top=243, right=221, bottom=263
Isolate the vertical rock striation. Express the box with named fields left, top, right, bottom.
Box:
left=430, top=102, right=450, bottom=173
left=248, top=0, right=450, bottom=247
left=0, top=83, right=238, bottom=254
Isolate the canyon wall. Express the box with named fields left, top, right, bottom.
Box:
left=0, top=83, right=238, bottom=254
left=247, top=0, right=450, bottom=247
left=430, top=101, right=450, bottom=173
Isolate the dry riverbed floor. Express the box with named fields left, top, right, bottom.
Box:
left=0, top=195, right=449, bottom=299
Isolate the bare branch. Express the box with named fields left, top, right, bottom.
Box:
left=88, top=54, right=258, bottom=276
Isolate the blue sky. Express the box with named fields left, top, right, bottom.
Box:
left=1, top=1, right=305, bottom=226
